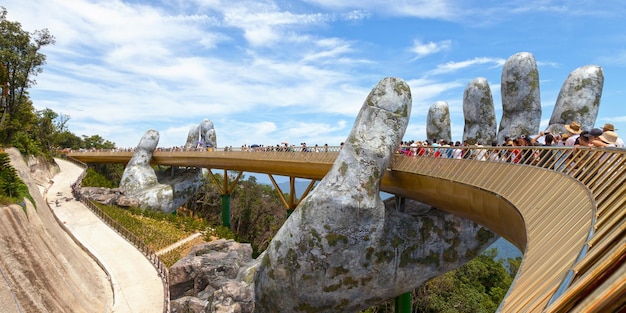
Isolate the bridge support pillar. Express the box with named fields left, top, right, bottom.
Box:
left=268, top=175, right=317, bottom=215
left=395, top=292, right=411, bottom=313
left=208, top=169, right=243, bottom=230
left=221, top=194, right=231, bottom=228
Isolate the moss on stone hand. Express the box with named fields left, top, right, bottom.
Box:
left=326, top=233, right=348, bottom=246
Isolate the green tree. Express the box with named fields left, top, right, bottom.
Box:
left=56, top=130, right=83, bottom=150
left=409, top=248, right=514, bottom=313
left=0, top=7, right=55, bottom=144
left=82, top=134, right=115, bottom=149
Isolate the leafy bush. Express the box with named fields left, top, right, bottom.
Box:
left=0, top=152, right=35, bottom=213
left=81, top=168, right=117, bottom=188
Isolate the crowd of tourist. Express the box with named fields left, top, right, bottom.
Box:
left=395, top=122, right=623, bottom=168
left=64, top=122, right=623, bottom=159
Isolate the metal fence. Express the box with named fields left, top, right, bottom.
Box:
left=62, top=155, right=171, bottom=313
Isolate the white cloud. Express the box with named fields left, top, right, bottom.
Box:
left=341, top=10, right=371, bottom=21
left=4, top=0, right=625, bottom=148
left=429, top=57, right=505, bottom=75
left=302, top=0, right=457, bottom=19
left=410, top=40, right=451, bottom=60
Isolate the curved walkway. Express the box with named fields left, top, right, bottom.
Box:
left=48, top=158, right=164, bottom=313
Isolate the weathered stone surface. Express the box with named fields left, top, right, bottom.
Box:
left=169, top=239, right=255, bottom=313
left=185, top=119, right=217, bottom=150
left=426, top=101, right=451, bottom=142
left=211, top=281, right=254, bottom=313
left=547, top=65, right=603, bottom=134
left=119, top=129, right=203, bottom=213
left=171, top=296, right=210, bottom=313
left=81, top=187, right=119, bottom=205
left=498, top=52, right=541, bottom=142
left=1, top=148, right=111, bottom=313
left=463, top=77, right=497, bottom=145
left=254, top=77, right=497, bottom=313
left=26, top=154, right=59, bottom=185
left=115, top=195, right=141, bottom=207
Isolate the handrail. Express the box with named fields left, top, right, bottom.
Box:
left=68, top=145, right=626, bottom=312
left=60, top=155, right=171, bottom=313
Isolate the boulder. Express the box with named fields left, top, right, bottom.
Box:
left=169, top=239, right=254, bottom=309
left=171, top=296, right=210, bottom=313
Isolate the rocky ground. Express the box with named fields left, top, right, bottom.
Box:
left=0, top=148, right=112, bottom=313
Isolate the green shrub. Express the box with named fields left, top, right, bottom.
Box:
left=82, top=168, right=117, bottom=188
left=0, top=153, right=35, bottom=214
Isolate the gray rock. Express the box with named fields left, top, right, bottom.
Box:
left=426, top=101, right=451, bottom=142
left=115, top=196, right=141, bottom=208
left=254, top=77, right=497, bottom=313
left=79, top=187, right=120, bottom=205
left=171, top=296, right=210, bottom=313
left=120, top=129, right=203, bottom=213
left=498, top=52, right=541, bottom=142
left=169, top=239, right=254, bottom=300
left=463, top=77, right=497, bottom=145
left=211, top=281, right=254, bottom=313
left=547, top=65, right=603, bottom=134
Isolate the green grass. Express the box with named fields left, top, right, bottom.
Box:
left=94, top=203, right=210, bottom=251
left=159, top=236, right=207, bottom=267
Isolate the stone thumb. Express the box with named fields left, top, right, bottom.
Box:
left=128, top=129, right=159, bottom=167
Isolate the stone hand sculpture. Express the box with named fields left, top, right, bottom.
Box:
left=185, top=119, right=217, bottom=150
left=254, top=77, right=498, bottom=312
left=455, top=52, right=603, bottom=145
left=120, top=129, right=203, bottom=214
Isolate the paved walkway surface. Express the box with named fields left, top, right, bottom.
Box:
left=48, top=158, right=164, bottom=313
left=156, top=232, right=203, bottom=256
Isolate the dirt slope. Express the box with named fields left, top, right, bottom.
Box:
left=0, top=148, right=112, bottom=313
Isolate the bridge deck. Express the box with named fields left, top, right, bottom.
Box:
left=69, top=146, right=625, bottom=312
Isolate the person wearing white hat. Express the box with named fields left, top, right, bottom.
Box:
left=594, top=130, right=619, bottom=147
left=602, top=123, right=624, bottom=148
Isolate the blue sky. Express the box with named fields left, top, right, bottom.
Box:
left=4, top=0, right=626, bottom=148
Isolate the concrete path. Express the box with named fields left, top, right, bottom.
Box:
left=48, top=158, right=164, bottom=313
left=156, top=232, right=203, bottom=256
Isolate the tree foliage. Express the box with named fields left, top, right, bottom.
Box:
left=1, top=7, right=55, bottom=145
left=0, top=152, right=35, bottom=212
left=81, top=134, right=116, bottom=150
left=184, top=172, right=288, bottom=256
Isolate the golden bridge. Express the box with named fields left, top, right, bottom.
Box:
left=69, top=145, right=625, bottom=312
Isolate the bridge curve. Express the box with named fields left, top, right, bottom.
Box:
left=69, top=146, right=625, bottom=312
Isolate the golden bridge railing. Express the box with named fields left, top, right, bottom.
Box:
left=388, top=146, right=624, bottom=312
left=68, top=145, right=625, bottom=312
